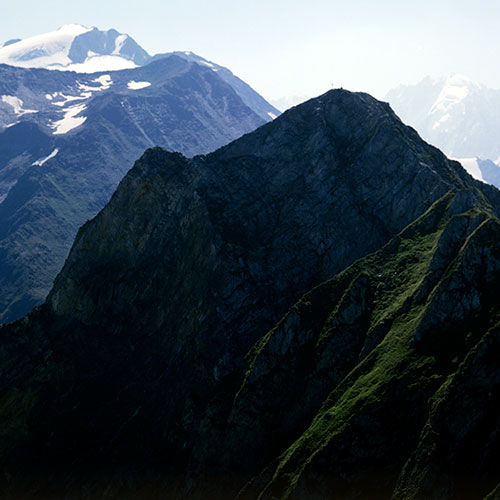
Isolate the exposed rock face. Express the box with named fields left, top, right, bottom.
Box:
left=1, top=89, right=500, bottom=499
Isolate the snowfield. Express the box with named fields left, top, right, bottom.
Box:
left=0, top=24, right=136, bottom=74
left=1, top=96, right=38, bottom=116
left=32, top=148, right=59, bottom=166
left=51, top=104, right=87, bottom=134
left=127, top=80, right=151, bottom=90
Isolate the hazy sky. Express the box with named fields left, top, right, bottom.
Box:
left=2, top=0, right=500, bottom=100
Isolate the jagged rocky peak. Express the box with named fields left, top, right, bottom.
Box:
left=67, top=26, right=150, bottom=65
left=48, top=89, right=477, bottom=325
left=1, top=89, right=500, bottom=499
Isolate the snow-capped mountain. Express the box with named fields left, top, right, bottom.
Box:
left=0, top=25, right=279, bottom=122
left=0, top=25, right=280, bottom=324
left=0, top=24, right=149, bottom=73
left=386, top=74, right=500, bottom=167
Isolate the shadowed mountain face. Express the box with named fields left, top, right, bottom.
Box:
left=0, top=56, right=268, bottom=324
left=1, top=90, right=500, bottom=499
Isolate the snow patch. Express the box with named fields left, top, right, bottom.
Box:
left=92, top=74, right=113, bottom=89
left=0, top=24, right=91, bottom=69
left=77, top=82, right=104, bottom=92
left=52, top=92, right=91, bottom=106
left=429, top=74, right=476, bottom=116
left=199, top=60, right=215, bottom=68
left=32, top=148, right=59, bottom=166
left=62, top=55, right=136, bottom=73
left=50, top=104, right=87, bottom=134
left=268, top=112, right=277, bottom=120
left=48, top=76, right=113, bottom=110
left=113, top=34, right=128, bottom=55
left=1, top=95, right=38, bottom=116
left=127, top=80, right=151, bottom=90
left=432, top=113, right=450, bottom=130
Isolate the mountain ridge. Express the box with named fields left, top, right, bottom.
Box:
left=1, top=89, right=500, bottom=498
left=0, top=24, right=280, bottom=123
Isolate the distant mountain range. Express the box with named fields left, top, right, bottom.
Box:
left=0, top=25, right=279, bottom=324
left=0, top=24, right=279, bottom=123
left=386, top=74, right=500, bottom=186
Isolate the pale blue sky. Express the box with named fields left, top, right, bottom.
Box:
left=2, top=0, right=500, bottom=100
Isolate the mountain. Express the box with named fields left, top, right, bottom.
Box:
left=0, top=25, right=280, bottom=324
left=1, top=89, right=500, bottom=499
left=0, top=24, right=149, bottom=72
left=0, top=25, right=280, bottom=123
left=151, top=51, right=280, bottom=122
left=386, top=74, right=500, bottom=170
left=0, top=55, right=269, bottom=324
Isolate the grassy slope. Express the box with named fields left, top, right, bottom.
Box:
left=231, top=191, right=500, bottom=499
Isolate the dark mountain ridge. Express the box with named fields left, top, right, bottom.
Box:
left=1, top=90, right=500, bottom=499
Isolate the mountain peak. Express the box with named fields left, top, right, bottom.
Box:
left=1, top=88, right=500, bottom=498
left=427, top=73, right=478, bottom=118
left=0, top=25, right=148, bottom=72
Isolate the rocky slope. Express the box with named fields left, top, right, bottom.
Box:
left=151, top=51, right=280, bottom=122
left=231, top=192, right=500, bottom=500
left=1, top=89, right=500, bottom=499
left=0, top=55, right=268, bottom=323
